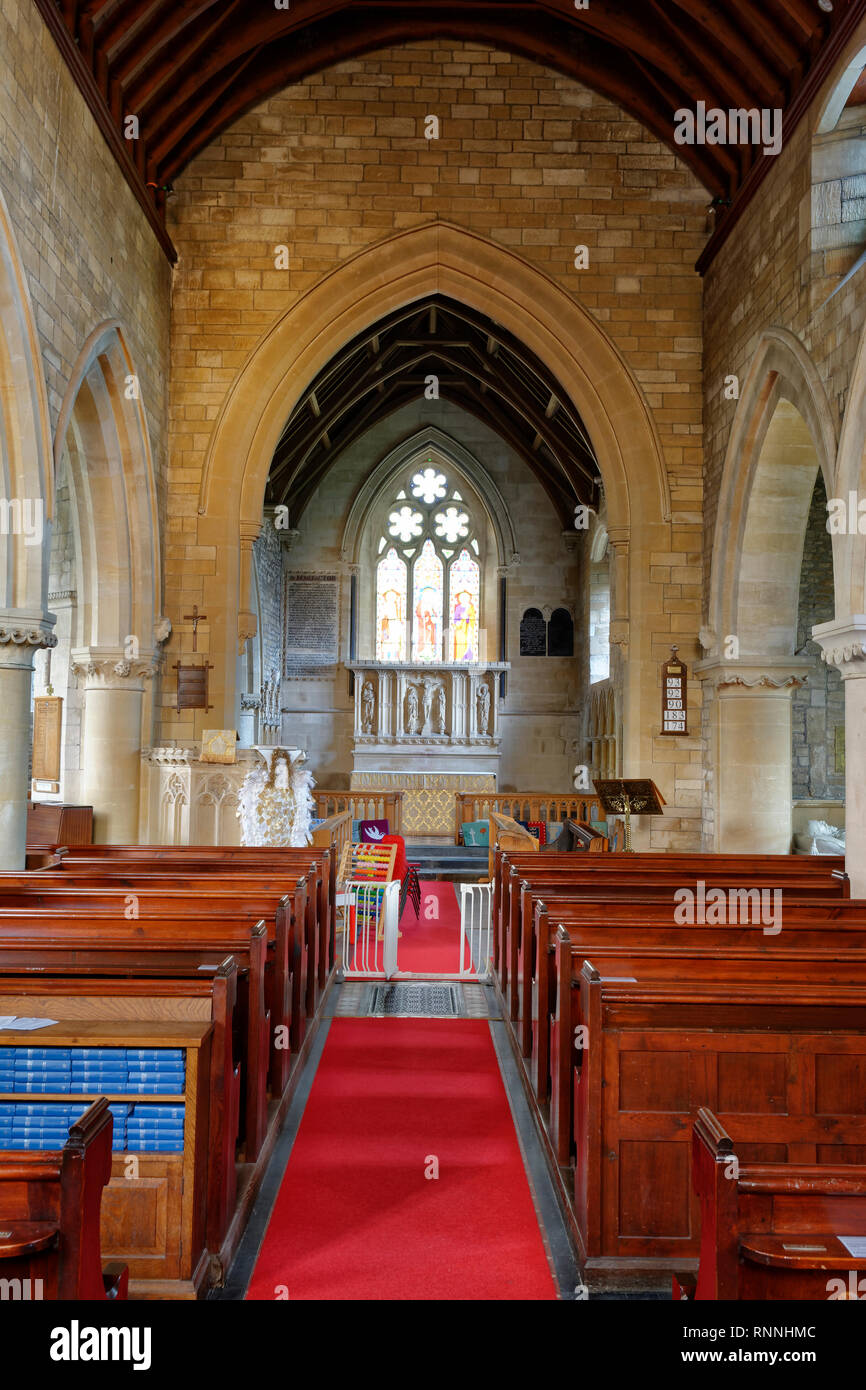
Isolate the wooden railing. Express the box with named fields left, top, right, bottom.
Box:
left=311, top=810, right=352, bottom=866
left=312, top=790, right=403, bottom=835
left=456, top=792, right=604, bottom=843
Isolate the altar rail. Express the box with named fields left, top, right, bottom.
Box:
left=455, top=793, right=604, bottom=843
left=312, top=790, right=403, bottom=835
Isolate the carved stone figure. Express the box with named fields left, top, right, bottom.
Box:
left=477, top=681, right=491, bottom=735
left=361, top=680, right=375, bottom=734
left=421, top=679, right=434, bottom=731
left=405, top=684, right=419, bottom=735
left=433, top=684, right=446, bottom=735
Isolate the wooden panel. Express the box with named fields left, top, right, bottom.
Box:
left=619, top=1050, right=690, bottom=1113
left=815, top=1054, right=866, bottom=1113
left=618, top=1140, right=691, bottom=1239
left=101, top=1157, right=182, bottom=1279
left=717, top=1052, right=788, bottom=1114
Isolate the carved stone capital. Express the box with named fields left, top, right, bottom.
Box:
left=238, top=610, right=258, bottom=654
left=71, top=648, right=158, bottom=689
left=812, top=616, right=866, bottom=679
left=694, top=658, right=811, bottom=692
left=154, top=616, right=172, bottom=645
left=0, top=611, right=57, bottom=669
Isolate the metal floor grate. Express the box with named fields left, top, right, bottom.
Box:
left=367, top=983, right=465, bottom=1017
left=334, top=981, right=494, bottom=1019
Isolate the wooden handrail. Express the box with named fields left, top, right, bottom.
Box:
left=456, top=792, right=605, bottom=842
left=312, top=790, right=403, bottom=835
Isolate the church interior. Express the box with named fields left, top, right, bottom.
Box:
left=3, top=0, right=866, bottom=1330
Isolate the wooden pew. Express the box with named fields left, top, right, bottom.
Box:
left=690, top=1107, right=866, bottom=1300
left=56, top=839, right=342, bottom=991
left=526, top=895, right=866, bottom=1100
left=0, top=1098, right=127, bottom=1300
left=0, top=876, right=307, bottom=1081
left=500, top=861, right=849, bottom=1021
left=571, top=964, right=866, bottom=1282
left=548, top=925, right=866, bottom=1165
left=0, top=965, right=241, bottom=1271
left=0, top=916, right=269, bottom=1163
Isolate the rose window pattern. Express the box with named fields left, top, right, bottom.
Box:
left=376, top=463, right=481, bottom=663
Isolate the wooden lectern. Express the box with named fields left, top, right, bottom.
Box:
left=594, top=779, right=666, bottom=853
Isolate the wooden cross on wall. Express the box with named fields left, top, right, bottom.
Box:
left=184, top=605, right=207, bottom=652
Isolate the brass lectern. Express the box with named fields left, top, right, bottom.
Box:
left=594, top=779, right=666, bottom=853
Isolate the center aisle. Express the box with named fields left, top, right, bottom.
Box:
left=245, top=1017, right=558, bottom=1300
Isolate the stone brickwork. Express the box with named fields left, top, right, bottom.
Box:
left=0, top=0, right=170, bottom=496
left=792, top=472, right=844, bottom=802
left=164, top=41, right=708, bottom=841
left=703, top=118, right=866, bottom=604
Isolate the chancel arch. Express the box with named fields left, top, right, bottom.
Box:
left=43, top=323, right=163, bottom=843
left=199, top=222, right=671, bottom=810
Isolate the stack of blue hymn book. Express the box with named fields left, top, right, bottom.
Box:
left=0, top=1046, right=186, bottom=1152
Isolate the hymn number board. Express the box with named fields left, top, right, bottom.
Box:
left=661, top=646, right=688, bottom=736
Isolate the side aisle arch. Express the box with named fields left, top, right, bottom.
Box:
left=700, top=327, right=838, bottom=852
left=0, top=188, right=55, bottom=867
left=51, top=322, right=164, bottom=842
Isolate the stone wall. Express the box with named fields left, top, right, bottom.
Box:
left=792, top=472, right=844, bottom=802
left=0, top=0, right=171, bottom=497
left=164, top=39, right=708, bottom=838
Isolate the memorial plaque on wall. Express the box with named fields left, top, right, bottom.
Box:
left=32, top=696, right=63, bottom=783
left=661, top=646, right=688, bottom=736
left=283, top=572, right=339, bottom=677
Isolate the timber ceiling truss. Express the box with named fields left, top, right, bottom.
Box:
left=266, top=295, right=600, bottom=528
left=36, top=0, right=866, bottom=268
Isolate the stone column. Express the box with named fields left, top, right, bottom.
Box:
left=72, top=649, right=157, bottom=843
left=695, top=659, right=810, bottom=853
left=812, top=617, right=866, bottom=896
left=0, top=614, right=57, bottom=869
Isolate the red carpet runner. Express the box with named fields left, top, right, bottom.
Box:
left=246, top=1019, right=557, bottom=1300
left=396, top=879, right=474, bottom=976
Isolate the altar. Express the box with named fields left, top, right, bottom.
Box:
left=347, top=661, right=509, bottom=835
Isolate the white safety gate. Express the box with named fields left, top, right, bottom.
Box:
left=458, top=880, right=493, bottom=980
left=340, top=878, right=400, bottom=978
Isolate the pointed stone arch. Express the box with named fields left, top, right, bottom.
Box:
left=341, top=428, right=518, bottom=569
left=705, top=327, right=837, bottom=658
left=52, top=322, right=164, bottom=842
left=198, top=221, right=671, bottom=777
left=0, top=189, right=55, bottom=866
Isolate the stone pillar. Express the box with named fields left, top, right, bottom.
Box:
left=812, top=617, right=866, bottom=896
left=696, top=660, right=810, bottom=853
left=72, top=650, right=157, bottom=844
left=0, top=614, right=57, bottom=869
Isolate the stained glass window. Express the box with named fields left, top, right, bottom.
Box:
left=376, top=548, right=407, bottom=661
left=449, top=549, right=480, bottom=662
left=412, top=539, right=443, bottom=662
left=434, top=506, right=469, bottom=543
left=388, top=505, right=423, bottom=543
left=410, top=467, right=447, bottom=504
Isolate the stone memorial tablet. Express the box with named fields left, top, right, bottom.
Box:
left=283, top=572, right=339, bottom=676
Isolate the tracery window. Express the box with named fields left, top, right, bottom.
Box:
left=375, top=461, right=481, bottom=662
